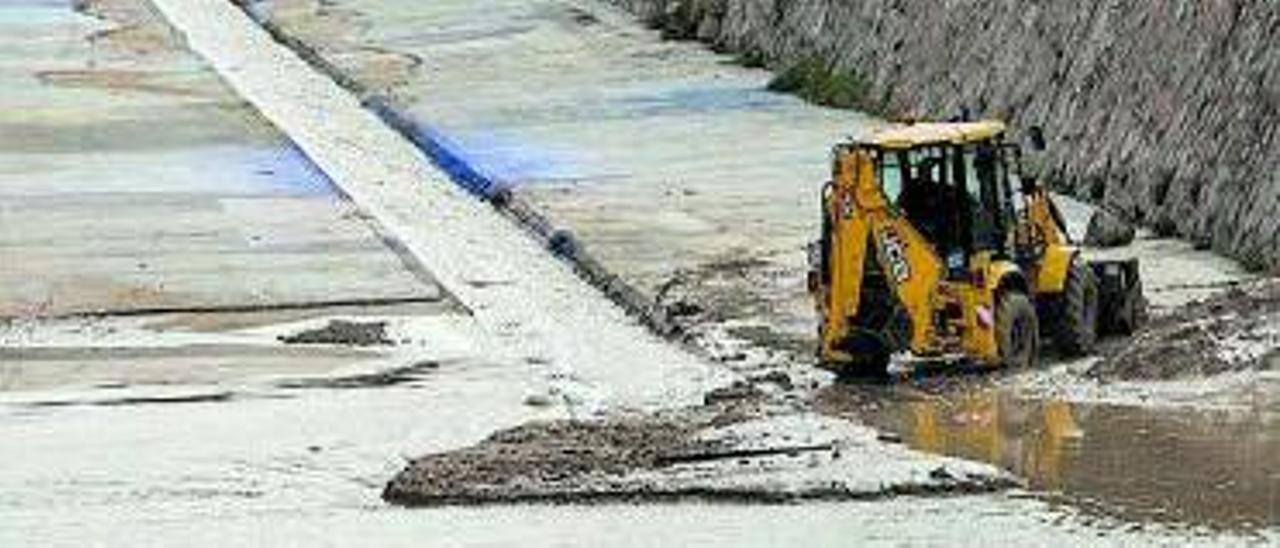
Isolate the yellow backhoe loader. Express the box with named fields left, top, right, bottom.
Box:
left=808, top=120, right=1145, bottom=378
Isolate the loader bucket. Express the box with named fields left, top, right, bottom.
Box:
left=1088, top=258, right=1146, bottom=335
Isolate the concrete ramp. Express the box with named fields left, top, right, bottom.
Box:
left=145, top=0, right=728, bottom=413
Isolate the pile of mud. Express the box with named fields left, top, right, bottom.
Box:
left=1091, top=279, right=1280, bottom=380
left=614, top=0, right=1280, bottom=271
left=278, top=320, right=392, bottom=346
left=383, top=415, right=711, bottom=506
left=656, top=254, right=815, bottom=357
left=276, top=360, right=438, bottom=389
left=383, top=387, right=762, bottom=506
left=383, top=383, right=1015, bottom=506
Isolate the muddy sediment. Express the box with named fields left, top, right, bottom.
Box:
left=1091, top=279, right=1280, bottom=380
left=276, top=360, right=439, bottom=389
left=383, top=387, right=765, bottom=506
left=25, top=390, right=235, bottom=408
left=278, top=320, right=393, bottom=347
left=383, top=385, right=1015, bottom=506
left=383, top=415, right=710, bottom=506
left=73, top=0, right=197, bottom=59
left=656, top=252, right=816, bottom=359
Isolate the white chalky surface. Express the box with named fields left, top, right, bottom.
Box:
left=145, top=0, right=731, bottom=414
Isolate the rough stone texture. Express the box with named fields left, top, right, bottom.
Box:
left=1085, top=208, right=1137, bottom=248
left=612, top=0, right=1280, bottom=270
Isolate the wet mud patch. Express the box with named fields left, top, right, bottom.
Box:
left=384, top=389, right=1014, bottom=507
left=35, top=69, right=210, bottom=97
left=86, top=20, right=184, bottom=55
left=74, top=0, right=187, bottom=55
left=1091, top=279, right=1280, bottom=380
left=657, top=255, right=771, bottom=321
left=340, top=46, right=423, bottom=92
left=237, top=0, right=423, bottom=92
left=383, top=415, right=710, bottom=506
left=278, top=320, right=393, bottom=347
left=723, top=324, right=813, bottom=357
left=276, top=360, right=438, bottom=389
left=24, top=390, right=235, bottom=408
left=657, top=252, right=814, bottom=357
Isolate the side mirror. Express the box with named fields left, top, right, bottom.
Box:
left=1028, top=126, right=1047, bottom=151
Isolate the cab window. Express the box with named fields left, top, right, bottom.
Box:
left=878, top=150, right=904, bottom=203
left=963, top=144, right=1007, bottom=251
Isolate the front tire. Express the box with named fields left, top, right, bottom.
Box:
left=831, top=334, right=892, bottom=383
left=1052, top=258, right=1099, bottom=355
left=1114, top=278, right=1148, bottom=335
left=997, top=291, right=1040, bottom=369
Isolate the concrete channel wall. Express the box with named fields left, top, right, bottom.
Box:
left=613, top=0, right=1280, bottom=270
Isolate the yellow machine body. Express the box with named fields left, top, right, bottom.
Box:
left=809, top=121, right=1132, bottom=376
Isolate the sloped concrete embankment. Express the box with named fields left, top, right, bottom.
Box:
left=230, top=0, right=680, bottom=338
left=614, top=0, right=1280, bottom=270
left=148, top=0, right=724, bottom=414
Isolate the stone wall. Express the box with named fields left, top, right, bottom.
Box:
left=610, top=0, right=1280, bottom=270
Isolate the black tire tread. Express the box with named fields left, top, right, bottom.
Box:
left=1053, top=259, right=1099, bottom=355
left=997, top=291, right=1040, bottom=369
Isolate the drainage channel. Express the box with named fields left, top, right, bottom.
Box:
left=229, top=0, right=678, bottom=339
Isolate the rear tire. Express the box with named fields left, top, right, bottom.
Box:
left=832, top=337, right=892, bottom=383
left=1052, top=258, right=1099, bottom=356
left=835, top=362, right=891, bottom=384
left=1115, top=278, right=1148, bottom=335
left=996, top=291, right=1040, bottom=369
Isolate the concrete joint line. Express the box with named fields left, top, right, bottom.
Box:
left=229, top=0, right=680, bottom=338
left=145, top=0, right=729, bottom=412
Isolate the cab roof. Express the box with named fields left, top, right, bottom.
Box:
left=860, top=120, right=1007, bottom=150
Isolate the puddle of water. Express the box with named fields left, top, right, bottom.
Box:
left=852, top=386, right=1280, bottom=532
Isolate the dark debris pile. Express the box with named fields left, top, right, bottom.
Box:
left=1091, top=280, right=1280, bottom=380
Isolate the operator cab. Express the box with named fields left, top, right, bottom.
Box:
left=862, top=121, right=1025, bottom=278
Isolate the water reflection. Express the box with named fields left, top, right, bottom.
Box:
left=847, top=386, right=1279, bottom=531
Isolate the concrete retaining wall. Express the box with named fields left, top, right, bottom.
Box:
left=613, top=0, right=1280, bottom=270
